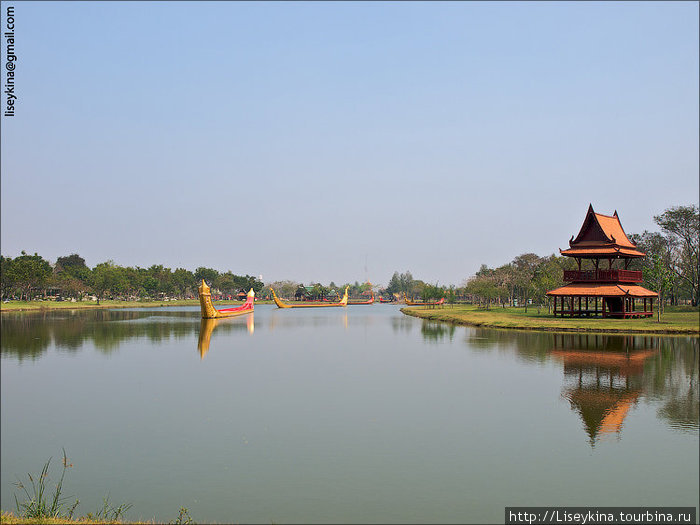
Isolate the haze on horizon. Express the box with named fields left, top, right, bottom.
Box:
left=1, top=2, right=698, bottom=287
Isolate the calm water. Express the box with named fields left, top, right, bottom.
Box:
left=1, top=305, right=698, bottom=523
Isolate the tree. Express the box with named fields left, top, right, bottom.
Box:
left=310, top=283, right=327, bottom=300
left=266, top=280, right=299, bottom=300
left=445, top=285, right=457, bottom=307
left=532, top=255, right=565, bottom=313
left=194, top=267, right=219, bottom=286
left=90, top=261, right=128, bottom=304
left=1, top=255, right=14, bottom=299
left=215, top=273, right=237, bottom=296
left=4, top=252, right=52, bottom=300
left=172, top=268, right=195, bottom=298
left=465, top=274, right=499, bottom=309
left=55, top=254, right=90, bottom=280
left=654, top=205, right=699, bottom=306
left=386, top=270, right=415, bottom=297
left=631, top=231, right=677, bottom=308
left=512, top=253, right=540, bottom=312
left=646, top=252, right=673, bottom=322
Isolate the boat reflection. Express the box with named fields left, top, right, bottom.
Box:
left=197, top=314, right=255, bottom=359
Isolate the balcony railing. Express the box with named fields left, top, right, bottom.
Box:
left=563, top=269, right=643, bottom=283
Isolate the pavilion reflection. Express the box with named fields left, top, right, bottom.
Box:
left=197, top=314, right=254, bottom=359
left=550, top=333, right=659, bottom=446
left=453, top=328, right=697, bottom=441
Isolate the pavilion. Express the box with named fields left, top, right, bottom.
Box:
left=547, top=205, right=657, bottom=318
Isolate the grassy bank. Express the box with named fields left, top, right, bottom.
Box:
left=401, top=304, right=699, bottom=334
left=0, top=299, right=274, bottom=312
left=0, top=511, right=150, bottom=524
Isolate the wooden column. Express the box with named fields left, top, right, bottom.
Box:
left=603, top=297, right=606, bottom=318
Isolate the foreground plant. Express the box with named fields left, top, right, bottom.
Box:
left=169, top=507, right=194, bottom=524
left=84, top=495, right=133, bottom=522
left=12, top=449, right=133, bottom=523
left=13, top=449, right=79, bottom=520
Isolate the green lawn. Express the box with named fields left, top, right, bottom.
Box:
left=401, top=304, right=699, bottom=334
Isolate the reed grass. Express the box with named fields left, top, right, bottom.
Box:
left=12, top=449, right=78, bottom=521
left=5, top=450, right=142, bottom=524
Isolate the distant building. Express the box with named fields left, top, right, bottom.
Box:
left=547, top=205, right=657, bottom=318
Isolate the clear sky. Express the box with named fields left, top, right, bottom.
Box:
left=1, top=1, right=698, bottom=287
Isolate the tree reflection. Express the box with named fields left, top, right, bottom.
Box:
left=420, top=320, right=456, bottom=343
left=1, top=309, right=201, bottom=359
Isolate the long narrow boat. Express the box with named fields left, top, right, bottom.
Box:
left=379, top=296, right=395, bottom=303
left=348, top=291, right=375, bottom=305
left=403, top=294, right=445, bottom=306
left=199, top=280, right=254, bottom=319
left=271, top=286, right=349, bottom=308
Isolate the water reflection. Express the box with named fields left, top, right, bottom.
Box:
left=197, top=314, right=254, bottom=359
left=435, top=325, right=699, bottom=442
left=551, top=335, right=658, bottom=446
left=390, top=315, right=414, bottom=334
left=421, top=320, right=456, bottom=343
left=3, top=310, right=696, bottom=443
left=267, top=310, right=348, bottom=331
left=0, top=309, right=201, bottom=360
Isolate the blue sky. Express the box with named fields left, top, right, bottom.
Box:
left=1, top=1, right=698, bottom=286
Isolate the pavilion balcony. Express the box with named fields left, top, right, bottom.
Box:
left=563, top=269, right=643, bottom=283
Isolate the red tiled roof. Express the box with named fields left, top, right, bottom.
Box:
left=562, top=205, right=644, bottom=257
left=546, top=283, right=657, bottom=297
left=560, top=246, right=647, bottom=258
left=594, top=212, right=636, bottom=249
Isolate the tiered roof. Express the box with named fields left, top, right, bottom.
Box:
left=560, top=204, right=646, bottom=258
left=547, top=283, right=658, bottom=297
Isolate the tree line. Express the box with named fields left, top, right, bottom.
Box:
left=0, top=253, right=264, bottom=303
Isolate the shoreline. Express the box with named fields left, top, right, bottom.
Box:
left=0, top=299, right=275, bottom=313
left=400, top=305, right=700, bottom=335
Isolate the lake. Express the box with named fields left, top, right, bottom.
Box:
left=1, top=305, right=698, bottom=523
